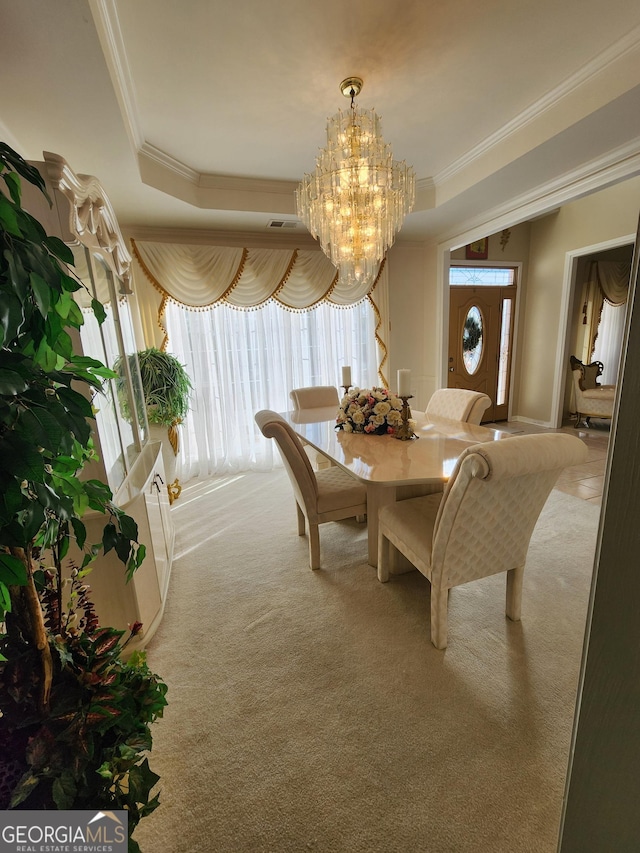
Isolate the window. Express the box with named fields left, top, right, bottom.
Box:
left=164, top=298, right=378, bottom=479
left=449, top=266, right=516, bottom=286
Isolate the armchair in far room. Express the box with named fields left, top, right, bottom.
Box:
left=425, top=388, right=492, bottom=425
left=569, top=356, right=616, bottom=427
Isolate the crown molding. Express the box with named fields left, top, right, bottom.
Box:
left=89, top=1, right=435, bottom=214
left=139, top=143, right=200, bottom=183
left=89, top=0, right=144, bottom=151
left=198, top=172, right=300, bottom=196
left=88, top=1, right=639, bottom=229
left=138, top=147, right=299, bottom=214
left=435, top=24, right=640, bottom=188
left=436, top=139, right=640, bottom=250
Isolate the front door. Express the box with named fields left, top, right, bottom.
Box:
left=448, top=282, right=516, bottom=422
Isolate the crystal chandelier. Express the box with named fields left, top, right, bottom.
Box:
left=296, top=77, right=415, bottom=287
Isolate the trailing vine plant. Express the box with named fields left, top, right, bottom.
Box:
left=115, top=346, right=192, bottom=456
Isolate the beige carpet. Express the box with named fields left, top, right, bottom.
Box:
left=134, top=469, right=599, bottom=853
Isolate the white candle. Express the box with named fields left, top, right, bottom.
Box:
left=397, top=368, right=411, bottom=397
left=341, top=365, right=352, bottom=386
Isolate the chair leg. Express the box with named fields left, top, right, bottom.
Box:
left=309, top=523, right=321, bottom=570
left=506, top=565, right=524, bottom=621
left=430, top=584, right=448, bottom=649
left=377, top=530, right=390, bottom=582
left=296, top=502, right=305, bottom=536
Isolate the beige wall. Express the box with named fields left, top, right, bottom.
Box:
left=386, top=223, right=533, bottom=413
left=385, top=178, right=640, bottom=423
left=517, top=177, right=640, bottom=424
left=449, top=223, right=532, bottom=265
left=386, top=242, right=435, bottom=407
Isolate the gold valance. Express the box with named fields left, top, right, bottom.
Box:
left=130, top=239, right=389, bottom=386
left=131, top=240, right=383, bottom=310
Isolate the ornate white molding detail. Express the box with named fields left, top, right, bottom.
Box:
left=139, top=143, right=200, bottom=184
left=42, top=151, right=132, bottom=286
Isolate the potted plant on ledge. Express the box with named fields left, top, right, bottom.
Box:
left=135, top=347, right=192, bottom=504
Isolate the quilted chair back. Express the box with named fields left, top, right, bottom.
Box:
left=431, top=433, right=588, bottom=589
left=290, top=386, right=340, bottom=410
left=255, top=410, right=318, bottom=515
left=426, top=388, right=492, bottom=425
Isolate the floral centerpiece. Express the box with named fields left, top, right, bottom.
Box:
left=336, top=387, right=404, bottom=435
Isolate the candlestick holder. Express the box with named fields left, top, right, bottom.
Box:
left=395, top=395, right=418, bottom=440
left=341, top=384, right=351, bottom=396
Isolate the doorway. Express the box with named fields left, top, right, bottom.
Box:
left=558, top=240, right=634, bottom=426
left=448, top=266, right=517, bottom=422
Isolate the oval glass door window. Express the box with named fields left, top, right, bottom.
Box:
left=462, top=306, right=483, bottom=374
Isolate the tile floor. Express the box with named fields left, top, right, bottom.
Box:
left=488, top=417, right=610, bottom=506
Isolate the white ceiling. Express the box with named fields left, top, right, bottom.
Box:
left=2, top=0, right=640, bottom=246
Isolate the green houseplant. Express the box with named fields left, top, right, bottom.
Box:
left=122, top=347, right=192, bottom=503
left=0, top=143, right=166, bottom=850
left=136, top=347, right=191, bottom=430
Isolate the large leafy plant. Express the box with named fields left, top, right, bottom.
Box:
left=0, top=143, right=166, bottom=849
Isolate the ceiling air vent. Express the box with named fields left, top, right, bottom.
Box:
left=267, top=220, right=297, bottom=229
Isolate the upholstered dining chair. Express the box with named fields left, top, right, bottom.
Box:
left=289, top=385, right=341, bottom=471
left=377, top=432, right=588, bottom=649
left=255, top=409, right=367, bottom=570
left=425, top=388, right=492, bottom=425
left=290, top=385, right=340, bottom=410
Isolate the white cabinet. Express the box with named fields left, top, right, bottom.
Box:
left=22, top=152, right=174, bottom=649
left=80, top=441, right=175, bottom=650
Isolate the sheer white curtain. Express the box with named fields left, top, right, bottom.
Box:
left=165, top=299, right=378, bottom=480
left=592, top=300, right=627, bottom=384
left=582, top=259, right=630, bottom=364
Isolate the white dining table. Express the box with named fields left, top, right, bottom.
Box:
left=281, top=406, right=509, bottom=567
